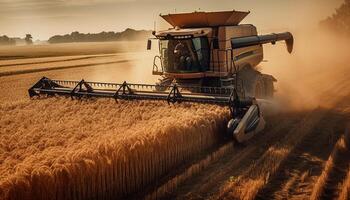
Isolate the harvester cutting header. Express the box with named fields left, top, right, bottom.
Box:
left=29, top=10, right=294, bottom=143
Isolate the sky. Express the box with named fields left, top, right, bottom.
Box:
left=0, top=0, right=344, bottom=40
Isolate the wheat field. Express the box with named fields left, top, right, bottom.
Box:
left=0, top=41, right=144, bottom=60
left=0, top=54, right=122, bottom=76
left=0, top=97, right=228, bottom=200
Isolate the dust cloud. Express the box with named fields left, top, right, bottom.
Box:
left=261, top=29, right=350, bottom=111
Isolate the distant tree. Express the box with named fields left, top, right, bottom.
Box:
left=25, top=34, right=33, bottom=45
left=0, top=35, right=16, bottom=46
left=48, top=29, right=151, bottom=44
left=321, top=0, right=350, bottom=36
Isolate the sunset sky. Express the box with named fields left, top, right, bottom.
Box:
left=0, top=0, right=344, bottom=40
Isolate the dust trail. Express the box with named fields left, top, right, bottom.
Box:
left=0, top=54, right=115, bottom=68
left=262, top=29, right=350, bottom=111
left=0, top=98, right=229, bottom=200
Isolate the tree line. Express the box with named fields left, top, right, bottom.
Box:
left=0, top=28, right=150, bottom=46
left=0, top=34, right=33, bottom=46
left=321, top=0, right=350, bottom=36
left=0, top=35, right=16, bottom=46
left=48, top=28, right=151, bottom=44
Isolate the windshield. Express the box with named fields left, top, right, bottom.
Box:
left=159, top=37, right=209, bottom=73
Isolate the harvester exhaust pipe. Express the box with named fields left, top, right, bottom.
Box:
left=231, top=32, right=294, bottom=53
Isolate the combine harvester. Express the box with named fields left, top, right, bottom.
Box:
left=29, top=10, right=294, bottom=143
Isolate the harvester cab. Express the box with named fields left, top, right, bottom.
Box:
left=29, top=10, right=294, bottom=143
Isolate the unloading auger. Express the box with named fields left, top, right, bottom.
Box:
left=29, top=10, right=294, bottom=143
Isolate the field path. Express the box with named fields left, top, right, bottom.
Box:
left=0, top=59, right=129, bottom=77
left=0, top=54, right=115, bottom=68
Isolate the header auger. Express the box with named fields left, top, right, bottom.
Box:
left=29, top=10, right=294, bottom=143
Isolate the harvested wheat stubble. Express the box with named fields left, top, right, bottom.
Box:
left=339, top=167, right=350, bottom=200
left=310, top=126, right=350, bottom=200
left=0, top=98, right=228, bottom=200
left=144, top=142, right=234, bottom=200
left=214, top=109, right=326, bottom=200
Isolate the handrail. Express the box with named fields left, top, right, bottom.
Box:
left=152, top=55, right=163, bottom=74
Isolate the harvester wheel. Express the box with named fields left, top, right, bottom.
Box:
left=254, top=77, right=264, bottom=99
left=246, top=75, right=267, bottom=99
left=263, top=78, right=275, bottom=98
left=239, top=67, right=274, bottom=99
left=238, top=65, right=264, bottom=98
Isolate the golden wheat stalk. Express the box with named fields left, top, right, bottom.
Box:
left=0, top=98, right=228, bottom=200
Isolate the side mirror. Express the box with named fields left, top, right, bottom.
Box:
left=147, top=39, right=152, bottom=50
left=213, top=38, right=219, bottom=49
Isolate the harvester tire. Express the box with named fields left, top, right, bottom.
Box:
left=238, top=65, right=265, bottom=98
left=253, top=76, right=264, bottom=99
left=262, top=77, right=275, bottom=98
